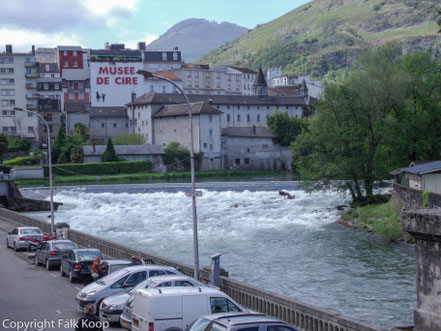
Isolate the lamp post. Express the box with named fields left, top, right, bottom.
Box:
left=14, top=107, right=55, bottom=235
left=136, top=70, right=200, bottom=280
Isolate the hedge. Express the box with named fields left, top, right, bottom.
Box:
left=43, top=160, right=153, bottom=177
left=3, top=156, right=38, bottom=166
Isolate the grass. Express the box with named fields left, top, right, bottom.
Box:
left=15, top=170, right=283, bottom=187
left=342, top=199, right=405, bottom=241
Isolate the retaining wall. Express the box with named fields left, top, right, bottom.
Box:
left=393, top=183, right=441, bottom=209
left=0, top=207, right=382, bottom=331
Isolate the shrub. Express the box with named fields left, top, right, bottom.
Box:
left=3, top=156, right=38, bottom=166
left=43, top=160, right=152, bottom=177
left=422, top=190, right=429, bottom=208
left=16, top=138, right=32, bottom=152
left=101, top=139, right=119, bottom=162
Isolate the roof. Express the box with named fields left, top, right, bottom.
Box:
left=398, top=161, right=441, bottom=175
left=143, top=50, right=182, bottom=62
left=268, top=86, right=301, bottom=97
left=154, top=72, right=181, bottom=81
left=227, top=66, right=257, bottom=74
left=253, top=66, right=268, bottom=87
left=136, top=286, right=222, bottom=297
left=64, top=102, right=90, bottom=112
left=153, top=102, right=222, bottom=118
left=57, top=46, right=82, bottom=51
left=83, top=144, right=165, bottom=156
left=90, top=106, right=127, bottom=119
left=129, top=92, right=313, bottom=107
left=222, top=127, right=276, bottom=139
left=90, top=49, right=141, bottom=57
left=205, top=313, right=284, bottom=326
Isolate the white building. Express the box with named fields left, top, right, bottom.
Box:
left=0, top=45, right=39, bottom=141
left=35, top=48, right=57, bottom=64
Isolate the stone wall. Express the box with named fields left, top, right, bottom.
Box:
left=392, top=183, right=441, bottom=209
left=0, top=207, right=381, bottom=331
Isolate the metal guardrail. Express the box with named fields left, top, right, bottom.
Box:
left=0, top=207, right=383, bottom=331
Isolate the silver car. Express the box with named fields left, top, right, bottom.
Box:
left=75, top=265, right=183, bottom=313
left=98, top=274, right=206, bottom=327
left=6, top=227, right=44, bottom=251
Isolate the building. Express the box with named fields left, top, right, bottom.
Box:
left=215, top=66, right=257, bottom=95
left=0, top=45, right=39, bottom=141
left=142, top=47, right=183, bottom=72
left=35, top=48, right=57, bottom=64
left=36, top=63, right=63, bottom=145
left=152, top=101, right=222, bottom=170
left=221, top=126, right=292, bottom=170
left=82, top=144, right=165, bottom=171
left=392, top=161, right=441, bottom=195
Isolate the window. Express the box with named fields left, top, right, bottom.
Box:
left=209, top=129, right=213, bottom=135
left=205, top=72, right=210, bottom=79
left=187, top=71, right=192, bottom=78
left=28, top=126, right=34, bottom=133
left=216, top=82, right=221, bottom=88
left=64, top=60, right=68, bottom=67
left=262, top=144, right=268, bottom=149
left=73, top=51, right=77, bottom=56
left=101, top=123, right=105, bottom=128
left=78, top=82, right=84, bottom=89
left=235, top=158, right=240, bottom=165
left=27, top=112, right=33, bottom=117
left=2, top=110, right=6, bottom=116
left=209, top=144, right=213, bottom=151
left=162, top=85, right=166, bottom=93
left=257, top=114, right=260, bottom=122
left=79, top=92, right=84, bottom=99
left=209, top=115, right=213, bottom=122
left=113, top=123, right=117, bottom=128
left=195, top=71, right=199, bottom=78
left=227, top=114, right=230, bottom=122
left=244, top=158, right=250, bottom=165
left=217, top=73, right=221, bottom=80
left=73, top=60, right=78, bottom=67
left=10, top=110, right=15, bottom=116
left=10, top=126, right=16, bottom=133
left=236, top=76, right=240, bottom=82
left=205, top=82, right=210, bottom=88
left=54, top=83, right=60, bottom=90
left=162, top=52, right=167, bottom=61
left=8, top=58, right=13, bottom=63
left=69, top=92, right=74, bottom=100
left=142, top=120, right=145, bottom=126
left=204, top=143, right=207, bottom=148
left=195, top=81, right=199, bottom=87
left=150, top=85, right=154, bottom=92
left=63, top=51, right=68, bottom=56
left=0, top=58, right=4, bottom=63
left=188, top=81, right=192, bottom=87
left=8, top=68, right=14, bottom=74
left=44, top=83, right=49, bottom=90
left=227, top=75, right=231, bottom=82
left=247, top=114, right=250, bottom=122
left=26, top=57, right=31, bottom=63
left=237, top=114, right=240, bottom=122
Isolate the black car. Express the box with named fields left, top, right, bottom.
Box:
left=60, top=249, right=104, bottom=283
left=34, top=240, right=78, bottom=270
left=100, top=259, right=132, bottom=276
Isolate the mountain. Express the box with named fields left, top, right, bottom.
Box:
left=198, top=0, right=441, bottom=79
left=146, top=18, right=248, bottom=62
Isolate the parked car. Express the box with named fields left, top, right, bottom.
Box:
left=99, top=274, right=206, bottom=326
left=6, top=227, right=44, bottom=251
left=131, top=287, right=244, bottom=331
left=60, top=249, right=104, bottom=283
left=75, top=265, right=183, bottom=313
left=100, top=259, right=132, bottom=276
left=188, top=313, right=301, bottom=331
left=34, top=240, right=78, bottom=270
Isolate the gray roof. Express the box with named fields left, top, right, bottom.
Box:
left=83, top=144, right=164, bottom=156
left=90, top=107, right=127, bottom=119
left=64, top=102, right=90, bottom=112
left=398, top=161, right=441, bottom=175
left=129, top=92, right=313, bottom=107
left=153, top=102, right=222, bottom=118
left=222, top=127, right=276, bottom=138
left=254, top=66, right=267, bottom=87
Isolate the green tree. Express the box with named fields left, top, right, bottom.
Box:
left=16, top=138, right=32, bottom=152
left=162, top=142, right=190, bottom=171
left=52, top=126, right=66, bottom=163
left=101, top=138, right=119, bottom=162
left=437, top=7, right=441, bottom=33
left=266, top=110, right=305, bottom=146
left=73, top=122, right=90, bottom=142
left=0, top=134, right=8, bottom=164
left=113, top=133, right=146, bottom=145
left=292, top=44, right=405, bottom=203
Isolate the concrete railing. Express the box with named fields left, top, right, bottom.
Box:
left=0, top=207, right=382, bottom=331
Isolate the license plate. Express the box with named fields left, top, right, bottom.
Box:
left=122, top=321, right=128, bottom=326
left=62, top=252, right=69, bottom=256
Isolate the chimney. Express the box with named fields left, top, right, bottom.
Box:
left=253, top=126, right=256, bottom=134
left=174, top=46, right=178, bottom=51
left=5, top=45, right=12, bottom=54
left=31, top=45, right=35, bottom=55
left=131, top=92, right=136, bottom=103
left=137, top=42, right=146, bottom=50
left=104, top=42, right=110, bottom=50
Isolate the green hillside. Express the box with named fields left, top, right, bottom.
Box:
left=199, top=0, right=440, bottom=79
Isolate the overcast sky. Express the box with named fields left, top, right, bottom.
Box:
left=0, top=0, right=311, bottom=52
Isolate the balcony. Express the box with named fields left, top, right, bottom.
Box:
left=25, top=83, right=37, bottom=89
left=24, top=61, right=38, bottom=67
left=26, top=93, right=40, bottom=99
left=25, top=73, right=39, bottom=78
left=26, top=104, right=38, bottom=110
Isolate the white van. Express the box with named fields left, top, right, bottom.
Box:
left=131, top=287, right=244, bottom=331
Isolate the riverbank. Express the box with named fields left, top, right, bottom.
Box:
left=339, top=199, right=406, bottom=241
left=15, top=170, right=286, bottom=187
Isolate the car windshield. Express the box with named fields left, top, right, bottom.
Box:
left=189, top=318, right=211, bottom=331
left=20, top=229, right=42, bottom=235
left=77, top=251, right=101, bottom=261
left=129, top=280, right=157, bottom=294
left=110, top=263, right=131, bottom=273
left=53, top=242, right=77, bottom=250
left=98, top=269, right=129, bottom=285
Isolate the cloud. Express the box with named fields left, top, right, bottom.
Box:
left=0, top=28, right=82, bottom=52
left=0, top=0, right=140, bottom=33
left=123, top=33, right=159, bottom=49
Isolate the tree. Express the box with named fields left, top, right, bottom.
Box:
left=113, top=133, right=146, bottom=145
left=52, top=126, right=66, bottom=163
left=266, top=110, right=306, bottom=146
left=292, top=44, right=406, bottom=203
left=437, top=7, right=441, bottom=33
left=101, top=138, right=119, bottom=162
left=162, top=142, right=190, bottom=171
left=16, top=138, right=32, bottom=153
left=73, top=122, right=90, bottom=142
left=0, top=134, right=8, bottom=164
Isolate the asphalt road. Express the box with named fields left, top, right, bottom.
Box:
left=0, top=218, right=121, bottom=331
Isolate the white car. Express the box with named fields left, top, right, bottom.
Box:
left=6, top=227, right=44, bottom=251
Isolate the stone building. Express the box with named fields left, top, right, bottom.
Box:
left=221, top=126, right=292, bottom=171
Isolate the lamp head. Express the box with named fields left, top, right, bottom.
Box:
left=13, top=107, right=24, bottom=111
left=136, top=69, right=154, bottom=78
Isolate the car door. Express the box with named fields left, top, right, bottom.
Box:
left=39, top=242, right=49, bottom=263
left=123, top=271, right=148, bottom=290
left=63, top=251, right=75, bottom=273
left=35, top=242, right=44, bottom=262
left=10, top=228, right=18, bottom=246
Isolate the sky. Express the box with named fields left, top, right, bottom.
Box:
left=0, top=0, right=311, bottom=52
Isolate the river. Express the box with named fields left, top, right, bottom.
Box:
left=22, top=180, right=416, bottom=329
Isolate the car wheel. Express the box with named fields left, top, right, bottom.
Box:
left=35, top=256, right=41, bottom=266
left=60, top=265, right=66, bottom=277
left=69, top=270, right=75, bottom=283
left=45, top=259, right=51, bottom=271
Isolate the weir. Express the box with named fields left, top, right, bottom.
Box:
left=0, top=206, right=383, bottom=331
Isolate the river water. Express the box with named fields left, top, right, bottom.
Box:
left=22, top=181, right=415, bottom=329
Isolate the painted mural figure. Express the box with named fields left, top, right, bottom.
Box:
left=101, top=93, right=106, bottom=102
left=96, top=91, right=101, bottom=102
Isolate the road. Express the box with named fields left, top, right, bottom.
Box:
left=0, top=218, right=121, bottom=331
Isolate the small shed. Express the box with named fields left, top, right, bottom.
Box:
left=392, top=161, right=441, bottom=194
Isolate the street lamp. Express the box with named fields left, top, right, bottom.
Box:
left=136, top=69, right=200, bottom=280
left=14, top=107, right=55, bottom=235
